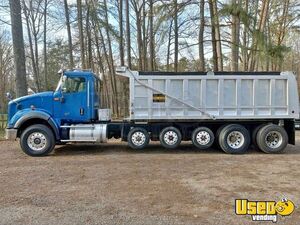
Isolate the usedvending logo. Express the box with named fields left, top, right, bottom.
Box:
left=235, top=198, right=295, bottom=223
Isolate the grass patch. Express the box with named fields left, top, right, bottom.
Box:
left=0, top=114, right=7, bottom=139
left=0, top=129, right=5, bottom=139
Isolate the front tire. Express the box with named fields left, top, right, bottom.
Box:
left=20, top=124, right=55, bottom=156
left=218, top=124, right=250, bottom=154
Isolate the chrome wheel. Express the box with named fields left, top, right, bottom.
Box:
left=159, top=127, right=182, bottom=149
left=265, top=131, right=283, bottom=149
left=164, top=131, right=178, bottom=145
left=196, top=131, right=210, bottom=145
left=131, top=131, right=146, bottom=146
left=27, top=132, right=47, bottom=151
left=226, top=131, right=245, bottom=149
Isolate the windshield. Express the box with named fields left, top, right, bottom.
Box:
left=62, top=77, right=86, bottom=92
left=55, top=75, right=86, bottom=93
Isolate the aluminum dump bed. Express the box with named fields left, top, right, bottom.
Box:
left=116, top=68, right=299, bottom=121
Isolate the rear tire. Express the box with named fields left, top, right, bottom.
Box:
left=20, top=124, right=55, bottom=156
left=256, top=124, right=288, bottom=153
left=213, top=124, right=227, bottom=149
left=127, top=127, right=150, bottom=149
left=159, top=126, right=182, bottom=149
left=218, top=124, right=250, bottom=154
left=252, top=124, right=267, bottom=149
left=192, top=127, right=214, bottom=149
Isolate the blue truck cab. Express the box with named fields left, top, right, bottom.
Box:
left=6, top=70, right=102, bottom=156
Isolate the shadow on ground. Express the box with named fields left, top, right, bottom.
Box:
left=53, top=142, right=269, bottom=156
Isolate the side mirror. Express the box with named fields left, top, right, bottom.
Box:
left=60, top=85, right=66, bottom=103
left=6, top=92, right=12, bottom=100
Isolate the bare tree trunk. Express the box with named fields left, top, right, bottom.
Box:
left=64, top=0, right=74, bottom=68
left=198, top=0, right=205, bottom=71
left=142, top=2, right=147, bottom=70
left=9, top=0, right=27, bottom=97
left=93, top=16, right=115, bottom=112
left=125, top=0, right=131, bottom=68
left=22, top=1, right=40, bottom=91
left=86, top=0, right=92, bottom=69
left=93, top=24, right=110, bottom=108
left=103, top=0, right=119, bottom=116
left=26, top=0, right=41, bottom=91
left=149, top=0, right=155, bottom=70
left=137, top=18, right=143, bottom=70
left=249, top=0, right=270, bottom=71
left=43, top=0, right=48, bottom=90
left=213, top=1, right=223, bottom=71
left=209, top=0, right=223, bottom=71
left=266, top=17, right=271, bottom=71
left=208, top=0, right=218, bottom=71
left=132, top=1, right=143, bottom=70
left=231, top=0, right=240, bottom=71
left=167, top=19, right=173, bottom=71
left=174, top=0, right=179, bottom=72
left=118, top=0, right=125, bottom=66
left=77, top=0, right=85, bottom=68
left=277, top=0, right=289, bottom=45
left=258, top=0, right=270, bottom=35
left=242, top=0, right=249, bottom=71
left=90, top=0, right=114, bottom=112
left=95, top=20, right=117, bottom=114
left=33, top=28, right=40, bottom=91
left=276, top=0, right=290, bottom=71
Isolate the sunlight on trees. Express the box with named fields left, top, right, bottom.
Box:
left=1, top=0, right=300, bottom=115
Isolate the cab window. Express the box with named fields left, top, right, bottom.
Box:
left=62, top=77, right=86, bottom=93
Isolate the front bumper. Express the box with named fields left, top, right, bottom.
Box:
left=5, top=128, right=18, bottom=140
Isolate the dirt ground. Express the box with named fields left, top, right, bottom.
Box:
left=0, top=132, right=300, bottom=225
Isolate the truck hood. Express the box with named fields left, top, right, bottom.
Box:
left=8, top=92, right=54, bottom=123
left=12, top=91, right=54, bottom=105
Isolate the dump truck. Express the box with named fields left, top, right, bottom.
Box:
left=5, top=67, right=299, bottom=156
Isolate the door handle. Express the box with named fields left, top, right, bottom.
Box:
left=54, top=96, right=65, bottom=103
left=80, top=108, right=84, bottom=115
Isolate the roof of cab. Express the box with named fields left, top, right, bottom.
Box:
left=63, top=70, right=100, bottom=80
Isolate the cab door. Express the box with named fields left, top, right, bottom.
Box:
left=59, top=76, right=89, bottom=122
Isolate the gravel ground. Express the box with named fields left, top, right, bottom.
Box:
left=0, top=132, right=300, bottom=225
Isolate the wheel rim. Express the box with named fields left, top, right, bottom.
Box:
left=27, top=132, right=47, bottom=151
left=196, top=131, right=210, bottom=145
left=164, top=131, right=178, bottom=145
left=265, top=131, right=283, bottom=149
left=131, top=131, right=146, bottom=146
left=226, top=131, right=244, bottom=149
